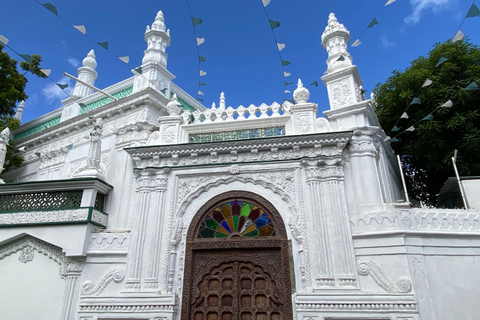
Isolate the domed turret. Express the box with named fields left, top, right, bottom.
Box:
left=73, top=49, right=98, bottom=98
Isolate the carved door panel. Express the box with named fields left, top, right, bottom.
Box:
left=190, top=249, right=286, bottom=320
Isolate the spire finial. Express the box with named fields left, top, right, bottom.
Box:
left=219, top=92, right=226, bottom=109
left=151, top=10, right=166, bottom=31
left=293, top=78, right=309, bottom=104
left=82, top=49, right=97, bottom=70
left=328, top=13, right=337, bottom=25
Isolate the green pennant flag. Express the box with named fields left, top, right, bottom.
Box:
left=66, top=144, right=73, bottom=150
left=409, top=97, right=421, bottom=105
left=435, top=57, right=448, bottom=67
left=42, top=3, right=58, bottom=15
left=199, top=81, right=207, bottom=86
left=464, top=81, right=479, bottom=91
left=192, top=17, right=203, bottom=27
left=287, top=98, right=295, bottom=104
left=466, top=4, right=480, bottom=18
left=422, top=114, right=434, bottom=121
left=367, top=18, right=378, bottom=28
left=97, top=41, right=109, bottom=50
left=281, top=60, right=291, bottom=66
left=308, top=80, right=319, bottom=87
left=79, top=103, right=86, bottom=108
left=57, top=83, right=68, bottom=90
left=160, top=88, right=167, bottom=94
left=269, top=19, right=280, bottom=29
left=196, top=97, right=204, bottom=102
left=199, top=56, right=207, bottom=62
left=20, top=54, right=33, bottom=63
left=134, top=67, right=142, bottom=74
left=284, top=81, right=293, bottom=86
left=336, top=55, right=345, bottom=62
left=391, top=125, right=400, bottom=132
left=390, top=137, right=399, bottom=142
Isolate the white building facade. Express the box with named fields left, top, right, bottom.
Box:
left=1, top=11, right=479, bottom=320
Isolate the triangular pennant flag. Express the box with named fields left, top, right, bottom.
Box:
left=35, top=152, right=41, bottom=158
left=277, top=43, right=285, bottom=51
left=435, top=57, right=448, bottom=67
left=269, top=19, right=280, bottom=29
left=200, top=70, right=207, bottom=76
left=466, top=4, right=480, bottom=18
left=390, top=137, right=399, bottom=142
left=367, top=18, right=378, bottom=28
left=198, top=91, right=205, bottom=96
left=391, top=125, right=400, bottom=132
left=57, top=83, right=68, bottom=90
left=385, top=0, right=397, bottom=6
left=285, top=98, right=295, bottom=104
left=281, top=60, right=291, bottom=66
left=97, top=41, right=109, bottom=50
left=192, top=17, right=203, bottom=27
left=422, top=79, right=433, bottom=87
left=401, top=112, right=409, bottom=119
left=284, top=90, right=291, bottom=93
left=119, top=56, right=129, bottom=63
left=73, top=25, right=86, bottom=34
left=336, top=55, right=345, bottom=62
left=421, top=114, right=434, bottom=121
left=79, top=103, right=86, bottom=108
left=384, top=136, right=391, bottom=142
left=199, top=81, right=207, bottom=86
left=262, top=0, right=271, bottom=6
left=0, top=35, right=9, bottom=45
left=42, top=3, right=58, bottom=15
left=406, top=126, right=415, bottom=132
left=283, top=71, right=291, bottom=77
left=452, top=30, right=465, bottom=43
left=409, top=97, right=421, bottom=105
left=159, top=88, right=167, bottom=94
left=134, top=66, right=142, bottom=74
left=352, top=39, right=361, bottom=47
left=196, top=37, right=205, bottom=46
left=199, top=56, right=207, bottom=62
left=464, top=81, right=479, bottom=90
left=284, top=81, right=293, bottom=86
left=40, top=69, right=51, bottom=77
left=309, top=80, right=319, bottom=87
left=196, top=97, right=204, bottom=102
left=66, top=144, right=73, bottom=150
left=20, top=54, right=33, bottom=63
left=441, top=100, right=453, bottom=108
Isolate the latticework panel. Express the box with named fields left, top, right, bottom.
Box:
left=0, top=191, right=83, bottom=213
left=189, top=127, right=285, bottom=143
left=94, top=193, right=105, bottom=212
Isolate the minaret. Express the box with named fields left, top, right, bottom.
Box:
left=133, top=10, right=175, bottom=95
left=72, top=50, right=98, bottom=99
left=321, top=13, right=371, bottom=129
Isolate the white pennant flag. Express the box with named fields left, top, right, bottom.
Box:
left=262, top=0, right=271, bottom=6
left=284, top=90, right=291, bottom=93
left=198, top=91, right=204, bottom=95
left=284, top=71, right=291, bottom=77
left=196, top=37, right=205, bottom=46
left=422, top=79, right=433, bottom=87
left=384, top=136, right=391, bottom=142
left=401, top=112, right=409, bottom=119
left=119, top=56, right=129, bottom=63
left=73, top=25, right=86, bottom=34
left=200, top=70, right=207, bottom=76
left=277, top=43, right=285, bottom=51
left=452, top=30, right=465, bottom=43
left=352, top=39, right=361, bottom=47
left=406, top=126, right=415, bottom=132
left=40, top=69, right=51, bottom=77
left=441, top=100, right=453, bottom=108
left=0, top=35, right=9, bottom=45
left=385, top=0, right=397, bottom=6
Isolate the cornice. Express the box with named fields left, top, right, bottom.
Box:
left=0, top=177, right=113, bottom=194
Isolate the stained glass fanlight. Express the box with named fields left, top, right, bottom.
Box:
left=197, top=200, right=276, bottom=238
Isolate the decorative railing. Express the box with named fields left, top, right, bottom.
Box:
left=80, top=86, right=133, bottom=114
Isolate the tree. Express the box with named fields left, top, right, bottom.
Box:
left=373, top=40, right=480, bottom=207
left=0, top=43, right=47, bottom=171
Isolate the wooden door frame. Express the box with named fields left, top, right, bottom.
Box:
left=181, top=190, right=293, bottom=319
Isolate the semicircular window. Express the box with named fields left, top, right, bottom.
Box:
left=197, top=200, right=276, bottom=238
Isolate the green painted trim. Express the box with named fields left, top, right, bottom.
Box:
left=13, top=116, right=61, bottom=141
left=189, top=127, right=285, bottom=143
left=80, top=86, right=133, bottom=114
left=0, top=177, right=113, bottom=189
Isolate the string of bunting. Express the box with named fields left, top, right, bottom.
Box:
left=384, top=0, right=480, bottom=142
left=34, top=1, right=169, bottom=96
left=185, top=0, right=207, bottom=104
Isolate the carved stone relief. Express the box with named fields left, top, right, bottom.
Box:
left=357, top=258, right=412, bottom=293
left=81, top=265, right=126, bottom=296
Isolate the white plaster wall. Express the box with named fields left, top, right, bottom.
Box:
left=0, top=249, right=66, bottom=320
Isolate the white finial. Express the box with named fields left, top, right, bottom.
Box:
left=293, top=78, right=310, bottom=104
left=15, top=101, right=25, bottom=121
left=328, top=13, right=337, bottom=25
left=82, top=49, right=97, bottom=70
left=151, top=10, right=166, bottom=31
left=211, top=102, right=216, bottom=110
left=166, top=93, right=182, bottom=116
left=219, top=92, right=226, bottom=110
left=73, top=50, right=98, bottom=99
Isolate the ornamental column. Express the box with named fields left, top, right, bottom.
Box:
left=60, top=258, right=84, bottom=320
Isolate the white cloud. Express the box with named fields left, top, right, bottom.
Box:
left=379, top=35, right=395, bottom=49
left=42, top=76, right=74, bottom=104
left=404, top=0, right=451, bottom=25
left=67, top=57, right=80, bottom=68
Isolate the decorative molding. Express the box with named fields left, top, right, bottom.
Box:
left=19, top=245, right=34, bottom=263
left=134, top=168, right=170, bottom=191
left=296, top=301, right=417, bottom=312
left=87, top=232, right=129, bottom=254
left=81, top=265, right=126, bottom=296
left=0, top=208, right=107, bottom=227
left=357, top=258, right=412, bottom=293
left=78, top=304, right=174, bottom=312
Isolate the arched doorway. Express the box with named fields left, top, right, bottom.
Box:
left=181, top=191, right=293, bottom=320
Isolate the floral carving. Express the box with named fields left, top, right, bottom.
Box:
left=163, top=126, right=176, bottom=144
left=297, top=113, right=311, bottom=133
left=19, top=246, right=34, bottom=263
left=332, top=80, right=352, bottom=107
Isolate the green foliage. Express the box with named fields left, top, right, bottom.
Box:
left=0, top=44, right=47, bottom=172
left=374, top=40, right=480, bottom=206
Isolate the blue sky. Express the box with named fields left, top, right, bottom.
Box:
left=1, top=0, right=478, bottom=124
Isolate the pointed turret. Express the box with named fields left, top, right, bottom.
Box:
left=321, top=13, right=353, bottom=73
left=73, top=50, right=98, bottom=99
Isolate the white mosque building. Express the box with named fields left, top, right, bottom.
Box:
left=0, top=10, right=479, bottom=320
